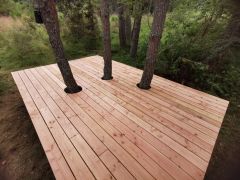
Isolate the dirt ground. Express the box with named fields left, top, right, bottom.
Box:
left=0, top=75, right=240, bottom=180
left=0, top=82, right=54, bottom=180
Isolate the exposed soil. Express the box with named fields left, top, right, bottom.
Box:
left=205, top=102, right=240, bottom=180
left=0, top=77, right=54, bottom=180
left=0, top=74, right=239, bottom=180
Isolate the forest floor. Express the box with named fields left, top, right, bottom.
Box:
left=0, top=70, right=240, bottom=180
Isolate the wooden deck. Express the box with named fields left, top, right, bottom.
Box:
left=12, top=55, right=229, bottom=180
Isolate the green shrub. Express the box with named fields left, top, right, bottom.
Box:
left=0, top=0, right=25, bottom=17
left=0, top=18, right=55, bottom=70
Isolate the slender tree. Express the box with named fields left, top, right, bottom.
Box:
left=118, top=3, right=127, bottom=48
left=100, top=0, right=113, bottom=80
left=130, top=1, right=143, bottom=58
left=137, top=0, right=170, bottom=89
left=125, top=7, right=132, bottom=46
left=39, top=0, right=82, bottom=93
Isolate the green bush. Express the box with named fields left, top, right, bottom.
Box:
left=0, top=17, right=55, bottom=70
left=58, top=0, right=101, bottom=51
left=0, top=0, right=25, bottom=17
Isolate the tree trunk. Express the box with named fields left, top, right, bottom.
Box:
left=125, top=8, right=132, bottom=47
left=137, top=0, right=170, bottom=89
left=100, top=0, right=113, bottom=80
left=40, top=0, right=81, bottom=93
left=130, top=2, right=143, bottom=58
left=118, top=3, right=127, bottom=48
left=130, top=16, right=142, bottom=58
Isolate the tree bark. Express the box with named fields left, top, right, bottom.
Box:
left=100, top=0, right=113, bottom=80
left=130, top=16, right=142, bottom=58
left=130, top=2, right=143, bottom=58
left=118, top=3, right=127, bottom=48
left=40, top=0, right=81, bottom=93
left=125, top=7, right=132, bottom=47
left=137, top=0, right=170, bottom=89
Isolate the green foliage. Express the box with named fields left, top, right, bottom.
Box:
left=0, top=0, right=239, bottom=101
left=162, top=56, right=240, bottom=99
left=110, top=0, right=239, bottom=100
left=168, top=58, right=209, bottom=85
left=0, top=17, right=55, bottom=69
left=0, top=0, right=26, bottom=17
left=58, top=0, right=101, bottom=50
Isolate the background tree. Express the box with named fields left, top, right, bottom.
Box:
left=125, top=6, right=132, bottom=47
left=130, top=0, right=144, bottom=58
left=39, top=0, right=82, bottom=93
left=137, top=0, right=170, bottom=89
left=118, top=2, right=127, bottom=48
left=100, top=0, right=113, bottom=80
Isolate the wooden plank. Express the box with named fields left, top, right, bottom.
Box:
left=74, top=58, right=222, bottom=128
left=68, top=61, right=215, bottom=152
left=70, top=62, right=217, bottom=143
left=31, top=68, right=107, bottom=155
left=84, top=57, right=226, bottom=122
left=84, top=56, right=226, bottom=115
left=66, top=65, right=209, bottom=170
left=101, top=57, right=227, bottom=112
left=18, top=70, right=95, bottom=180
left=39, top=67, right=203, bottom=179
left=33, top=67, right=136, bottom=180
left=70, top=60, right=218, bottom=142
left=99, top=150, right=135, bottom=180
left=25, top=69, right=115, bottom=180
left=40, top=67, right=155, bottom=180
left=47, top=64, right=206, bottom=174
left=47, top=66, right=194, bottom=179
left=86, top=55, right=229, bottom=112
left=46, top=65, right=174, bottom=180
left=90, top=55, right=228, bottom=107
left=11, top=55, right=229, bottom=180
left=12, top=72, right=75, bottom=180
left=68, top=64, right=213, bottom=159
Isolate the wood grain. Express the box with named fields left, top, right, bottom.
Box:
left=12, top=56, right=229, bottom=180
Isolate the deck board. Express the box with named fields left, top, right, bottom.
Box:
left=12, top=55, right=229, bottom=180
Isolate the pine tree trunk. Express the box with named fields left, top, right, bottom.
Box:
left=130, top=2, right=143, bottom=58
left=137, top=0, right=170, bottom=89
left=130, top=1, right=143, bottom=58
left=130, top=15, right=142, bottom=58
left=125, top=8, right=132, bottom=47
left=118, top=3, right=127, bottom=48
left=100, top=0, right=113, bottom=80
left=40, top=0, right=81, bottom=93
